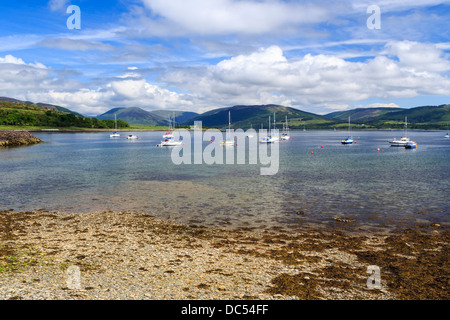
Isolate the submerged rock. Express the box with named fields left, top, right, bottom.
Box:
left=0, top=131, right=42, bottom=147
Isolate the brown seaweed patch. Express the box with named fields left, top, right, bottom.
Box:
left=265, top=273, right=321, bottom=299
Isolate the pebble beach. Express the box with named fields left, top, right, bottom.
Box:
left=0, top=209, right=447, bottom=300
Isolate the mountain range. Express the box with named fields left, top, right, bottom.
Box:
left=96, top=103, right=449, bottom=129
left=0, top=96, right=448, bottom=129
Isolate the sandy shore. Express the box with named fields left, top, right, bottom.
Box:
left=0, top=209, right=448, bottom=300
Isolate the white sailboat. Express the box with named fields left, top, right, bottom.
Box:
left=281, top=116, right=290, bottom=140
left=157, top=112, right=182, bottom=147
left=445, top=123, right=449, bottom=138
left=259, top=115, right=277, bottom=143
left=110, top=114, right=120, bottom=138
left=341, top=116, right=354, bottom=144
left=247, top=123, right=254, bottom=138
left=162, top=113, right=175, bottom=139
left=389, top=116, right=413, bottom=147
left=220, top=111, right=234, bottom=146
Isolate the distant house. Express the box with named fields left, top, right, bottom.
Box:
left=190, top=124, right=202, bottom=130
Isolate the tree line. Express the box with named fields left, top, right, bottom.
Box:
left=0, top=109, right=130, bottom=129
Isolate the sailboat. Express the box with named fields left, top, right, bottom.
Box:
left=445, top=123, right=449, bottom=138
left=157, top=112, right=182, bottom=147
left=162, top=113, right=176, bottom=139
left=110, top=114, right=120, bottom=138
left=220, top=111, right=234, bottom=146
left=341, top=116, right=354, bottom=144
left=247, top=123, right=254, bottom=138
left=281, top=116, right=290, bottom=140
left=389, top=116, right=413, bottom=147
left=260, top=115, right=277, bottom=143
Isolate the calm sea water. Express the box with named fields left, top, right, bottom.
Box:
left=1, top=130, right=449, bottom=233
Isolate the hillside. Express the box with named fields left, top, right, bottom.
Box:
left=0, top=100, right=129, bottom=129
left=0, top=97, right=85, bottom=117
left=327, top=104, right=449, bottom=129
left=183, top=104, right=338, bottom=129
left=150, top=110, right=199, bottom=124
left=326, top=107, right=404, bottom=122
left=97, top=107, right=198, bottom=126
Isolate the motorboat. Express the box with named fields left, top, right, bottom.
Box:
left=405, top=141, right=418, bottom=149
left=157, top=139, right=182, bottom=147
left=127, top=134, right=138, bottom=140
left=389, top=136, right=412, bottom=147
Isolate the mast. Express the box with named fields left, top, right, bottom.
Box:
left=269, top=115, right=271, bottom=137
left=349, top=115, right=352, bottom=138
left=405, top=116, right=408, bottom=138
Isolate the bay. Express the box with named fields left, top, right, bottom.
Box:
left=0, top=130, right=448, bottom=234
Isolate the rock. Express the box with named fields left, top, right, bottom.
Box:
left=0, top=131, right=42, bottom=147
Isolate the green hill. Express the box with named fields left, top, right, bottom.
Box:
left=0, top=100, right=129, bottom=129
left=97, top=107, right=164, bottom=126
left=97, top=107, right=198, bottom=126
left=326, top=104, right=449, bottom=129
left=326, top=107, right=404, bottom=122
left=183, top=104, right=338, bottom=129
left=0, top=97, right=85, bottom=117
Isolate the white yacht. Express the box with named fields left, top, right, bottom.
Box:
left=389, top=117, right=412, bottom=147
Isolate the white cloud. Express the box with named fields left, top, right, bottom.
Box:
left=48, top=0, right=70, bottom=12
left=386, top=40, right=450, bottom=72
left=1, top=39, right=449, bottom=116
left=161, top=42, right=450, bottom=112
left=0, top=54, right=46, bottom=69
left=38, top=38, right=115, bottom=52
left=137, top=0, right=328, bottom=36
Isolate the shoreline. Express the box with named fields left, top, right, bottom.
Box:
left=0, top=209, right=447, bottom=300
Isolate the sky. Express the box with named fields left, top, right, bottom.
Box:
left=0, top=0, right=449, bottom=116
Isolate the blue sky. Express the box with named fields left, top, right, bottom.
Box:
left=0, top=0, right=449, bottom=116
